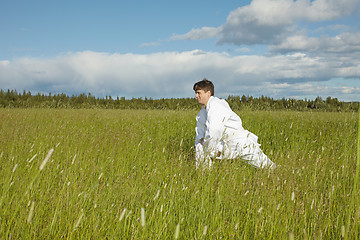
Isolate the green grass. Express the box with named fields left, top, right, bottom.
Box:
left=0, top=109, right=359, bottom=239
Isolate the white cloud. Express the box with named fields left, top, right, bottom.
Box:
left=171, top=0, right=360, bottom=45
left=139, top=41, right=161, bottom=47
left=304, top=0, right=359, bottom=21
left=170, top=27, right=220, bottom=41
left=270, top=32, right=360, bottom=55
left=1, top=50, right=359, bottom=101
left=341, top=86, right=359, bottom=94
left=0, top=60, right=10, bottom=66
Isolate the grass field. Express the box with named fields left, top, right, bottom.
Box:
left=0, top=108, right=359, bottom=239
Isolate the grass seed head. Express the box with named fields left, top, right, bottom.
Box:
left=174, top=223, right=180, bottom=239
left=235, top=222, right=239, bottom=230
left=341, top=225, right=345, bottom=238
left=119, top=208, right=127, bottom=221
left=27, top=201, right=35, bottom=223
left=12, top=163, right=18, bottom=173
left=40, top=148, right=54, bottom=171
left=98, top=172, right=103, bottom=180
left=203, top=225, right=208, bottom=235
left=72, top=154, right=77, bottom=164
left=28, top=153, right=37, bottom=163
left=291, top=191, right=295, bottom=202
left=74, top=211, right=84, bottom=231
left=141, top=208, right=146, bottom=227
left=153, top=190, right=160, bottom=200
left=288, top=231, right=295, bottom=240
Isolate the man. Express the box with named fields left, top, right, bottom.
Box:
left=194, top=78, right=275, bottom=169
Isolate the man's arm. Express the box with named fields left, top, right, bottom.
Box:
left=199, top=137, right=221, bottom=158
left=195, top=108, right=207, bottom=145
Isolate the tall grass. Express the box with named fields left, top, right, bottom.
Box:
left=0, top=108, right=358, bottom=239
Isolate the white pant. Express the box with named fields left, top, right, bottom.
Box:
left=195, top=131, right=275, bottom=169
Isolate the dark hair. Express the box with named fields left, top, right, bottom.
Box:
left=193, top=78, right=214, bottom=96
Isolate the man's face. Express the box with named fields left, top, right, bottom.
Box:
left=195, top=89, right=211, bottom=106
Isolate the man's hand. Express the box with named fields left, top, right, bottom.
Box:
left=199, top=138, right=204, bottom=145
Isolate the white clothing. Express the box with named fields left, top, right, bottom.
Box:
left=195, top=96, right=275, bottom=169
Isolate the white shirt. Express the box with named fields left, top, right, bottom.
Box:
left=195, top=96, right=275, bottom=168
left=195, top=96, right=245, bottom=154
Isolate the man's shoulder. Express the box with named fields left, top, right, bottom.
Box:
left=208, top=96, right=229, bottom=108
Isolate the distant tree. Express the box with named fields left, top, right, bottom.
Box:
left=0, top=89, right=357, bottom=111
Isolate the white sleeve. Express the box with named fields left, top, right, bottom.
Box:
left=205, top=101, right=230, bottom=141
left=202, top=100, right=231, bottom=158
left=195, top=108, right=206, bottom=146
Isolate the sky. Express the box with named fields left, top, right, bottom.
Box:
left=0, top=0, right=359, bottom=101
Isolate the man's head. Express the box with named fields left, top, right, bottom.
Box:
left=193, top=78, right=214, bottom=107
left=193, top=78, right=214, bottom=96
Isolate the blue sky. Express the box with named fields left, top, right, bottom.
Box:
left=1, top=0, right=359, bottom=101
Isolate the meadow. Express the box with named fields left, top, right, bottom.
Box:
left=0, top=108, right=359, bottom=239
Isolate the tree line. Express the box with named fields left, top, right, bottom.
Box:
left=0, top=89, right=358, bottom=111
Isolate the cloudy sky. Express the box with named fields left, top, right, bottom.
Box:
left=1, top=0, right=359, bottom=101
